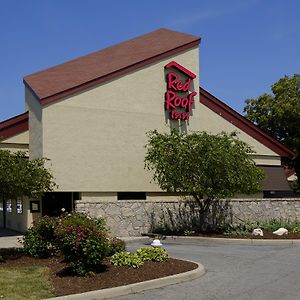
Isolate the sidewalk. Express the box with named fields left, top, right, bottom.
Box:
left=0, top=228, right=23, bottom=248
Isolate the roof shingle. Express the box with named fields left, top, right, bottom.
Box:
left=23, top=28, right=200, bottom=104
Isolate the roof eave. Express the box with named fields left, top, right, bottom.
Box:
left=200, top=87, right=294, bottom=158
left=0, top=111, right=29, bottom=141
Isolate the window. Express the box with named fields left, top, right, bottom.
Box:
left=16, top=198, right=23, bottom=214
left=30, top=201, right=40, bottom=213
left=6, top=199, right=12, bottom=213
left=117, top=192, right=146, bottom=200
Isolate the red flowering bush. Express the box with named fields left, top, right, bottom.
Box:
left=23, top=212, right=110, bottom=276
left=55, top=213, right=110, bottom=276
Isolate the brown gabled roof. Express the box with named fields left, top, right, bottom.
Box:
left=0, top=111, right=28, bottom=141
left=200, top=87, right=294, bottom=158
left=24, top=28, right=201, bottom=105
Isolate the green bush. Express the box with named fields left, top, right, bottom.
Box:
left=110, top=251, right=144, bottom=268
left=136, top=247, right=168, bottom=262
left=111, top=247, right=169, bottom=268
left=108, top=237, right=126, bottom=256
left=23, top=216, right=58, bottom=257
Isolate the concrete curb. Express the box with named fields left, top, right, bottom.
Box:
left=45, top=260, right=205, bottom=300
left=165, top=235, right=300, bottom=245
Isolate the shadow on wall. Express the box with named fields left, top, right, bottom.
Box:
left=149, top=198, right=233, bottom=234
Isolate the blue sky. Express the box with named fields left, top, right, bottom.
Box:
left=1, top=0, right=299, bottom=121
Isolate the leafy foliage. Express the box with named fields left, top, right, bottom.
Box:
left=222, top=218, right=300, bottom=236
left=145, top=130, right=264, bottom=230
left=56, top=224, right=110, bottom=276
left=145, top=130, right=264, bottom=200
left=111, top=246, right=169, bottom=268
left=108, top=237, right=126, bottom=256
left=244, top=74, right=300, bottom=189
left=110, top=251, right=144, bottom=268
left=22, top=212, right=111, bottom=276
left=23, top=216, right=59, bottom=258
left=59, top=211, right=106, bottom=232
left=0, top=149, right=56, bottom=200
left=136, top=247, right=168, bottom=262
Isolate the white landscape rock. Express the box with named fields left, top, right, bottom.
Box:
left=252, top=228, right=264, bottom=236
left=273, top=227, right=288, bottom=236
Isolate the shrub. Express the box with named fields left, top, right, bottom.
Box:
left=55, top=214, right=110, bottom=276
left=60, top=212, right=106, bottom=232
left=111, top=251, right=144, bottom=268
left=23, top=216, right=58, bottom=257
left=22, top=212, right=111, bottom=276
left=108, top=237, right=126, bottom=256
left=111, top=247, right=169, bottom=268
left=136, top=247, right=168, bottom=262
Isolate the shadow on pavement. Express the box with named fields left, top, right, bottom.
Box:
left=0, top=228, right=22, bottom=237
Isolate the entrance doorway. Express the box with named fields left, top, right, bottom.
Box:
left=42, top=192, right=77, bottom=216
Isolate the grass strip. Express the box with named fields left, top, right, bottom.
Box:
left=0, top=266, right=54, bottom=300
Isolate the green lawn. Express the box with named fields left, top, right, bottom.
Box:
left=0, top=266, right=54, bottom=300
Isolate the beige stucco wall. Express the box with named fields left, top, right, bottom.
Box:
left=194, top=103, right=279, bottom=158
left=252, top=155, right=281, bottom=166
left=41, top=47, right=200, bottom=192
left=29, top=45, right=280, bottom=193
left=0, top=130, right=29, bottom=153
left=25, top=87, right=43, bottom=160
left=81, top=192, right=117, bottom=202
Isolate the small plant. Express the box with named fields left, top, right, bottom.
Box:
left=220, top=219, right=300, bottom=236
left=111, top=251, right=144, bottom=268
left=184, top=229, right=195, bottom=236
left=0, top=255, right=4, bottom=262
left=291, top=226, right=300, bottom=233
left=136, top=247, right=168, bottom=262
left=258, top=219, right=300, bottom=233
left=111, top=247, right=169, bottom=268
left=108, top=237, right=126, bottom=256
left=221, top=222, right=254, bottom=236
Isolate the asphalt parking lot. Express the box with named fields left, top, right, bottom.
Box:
left=115, top=238, right=300, bottom=300
left=0, top=231, right=299, bottom=300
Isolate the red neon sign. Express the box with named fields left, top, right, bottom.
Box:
left=165, top=61, right=197, bottom=121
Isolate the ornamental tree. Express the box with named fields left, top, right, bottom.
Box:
left=144, top=130, right=264, bottom=228
left=244, top=74, right=300, bottom=190
left=0, top=149, right=56, bottom=200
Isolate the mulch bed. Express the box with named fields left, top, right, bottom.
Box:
left=0, top=250, right=198, bottom=297
left=188, top=231, right=300, bottom=239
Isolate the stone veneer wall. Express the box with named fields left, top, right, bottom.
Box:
left=75, top=198, right=300, bottom=237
